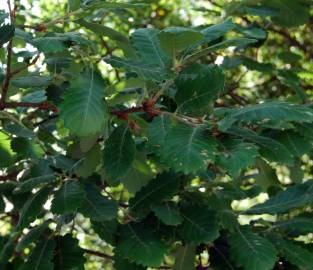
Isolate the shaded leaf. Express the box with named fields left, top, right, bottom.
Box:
left=54, top=235, right=86, bottom=270
left=20, top=238, right=55, bottom=270
left=79, top=184, right=117, bottom=221
left=228, top=229, right=277, bottom=270
left=173, top=244, right=196, bottom=270
left=175, top=64, right=225, bottom=115
left=129, top=172, right=180, bottom=217
left=116, top=224, right=167, bottom=267
left=152, top=203, right=183, bottom=226
left=0, top=24, right=14, bottom=47
left=159, top=123, right=216, bottom=173
left=103, top=125, right=135, bottom=179
left=16, top=188, right=50, bottom=231
left=178, top=206, right=219, bottom=244
left=246, top=180, right=313, bottom=214
left=59, top=70, right=108, bottom=136
left=51, top=180, right=85, bottom=214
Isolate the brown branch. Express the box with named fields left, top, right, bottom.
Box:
left=269, top=26, right=311, bottom=56
left=82, top=248, right=113, bottom=260
left=1, top=0, right=17, bottom=103
left=110, top=99, right=160, bottom=119
left=1, top=39, right=14, bottom=103
left=110, top=106, right=144, bottom=119
left=0, top=171, right=18, bottom=182
left=0, top=101, right=58, bottom=112
left=10, top=55, right=40, bottom=77
left=228, top=92, right=246, bottom=106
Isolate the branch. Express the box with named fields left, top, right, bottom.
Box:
left=82, top=248, right=113, bottom=260
left=10, top=55, right=40, bottom=77
left=228, top=92, right=246, bottom=106
left=110, top=99, right=159, bottom=120
left=1, top=1, right=16, bottom=103
left=0, top=101, right=58, bottom=112
left=1, top=39, right=13, bottom=103
left=269, top=26, right=311, bottom=56
left=0, top=171, right=18, bottom=182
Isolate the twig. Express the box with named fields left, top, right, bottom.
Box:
left=228, top=92, right=246, bottom=106
left=82, top=248, right=113, bottom=260
left=0, top=101, right=58, bottom=112
left=1, top=0, right=16, bottom=103
left=1, top=39, right=14, bottom=103
left=10, top=55, right=40, bottom=77
left=0, top=171, right=18, bottom=182
left=269, top=26, right=311, bottom=56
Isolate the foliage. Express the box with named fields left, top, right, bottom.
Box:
left=1, top=0, right=313, bottom=269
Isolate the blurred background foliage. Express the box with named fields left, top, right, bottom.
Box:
left=1, top=0, right=313, bottom=269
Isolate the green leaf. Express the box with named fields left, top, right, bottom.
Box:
left=278, top=52, right=301, bottom=64
left=276, top=131, right=312, bottom=157
left=277, top=70, right=307, bottom=102
left=77, top=19, right=136, bottom=58
left=13, top=174, right=56, bottom=194
left=31, top=36, right=67, bottom=53
left=31, top=32, right=90, bottom=53
left=59, top=70, right=108, bottom=136
left=129, top=173, right=181, bottom=217
left=159, top=123, right=216, bottom=173
left=246, top=180, right=313, bottom=214
left=184, top=38, right=256, bottom=64
left=147, top=114, right=172, bottom=151
left=178, top=206, right=219, bottom=244
left=0, top=196, right=4, bottom=212
left=219, top=102, right=313, bottom=131
left=228, top=229, right=277, bottom=270
left=54, top=235, right=86, bottom=270
left=79, top=184, right=117, bottom=221
left=173, top=245, right=196, bottom=270
left=0, top=11, right=8, bottom=24
left=11, top=137, right=44, bottom=159
left=92, top=219, right=117, bottom=245
left=227, top=127, right=294, bottom=165
left=201, top=18, right=235, bottom=42
left=106, top=56, right=168, bottom=81
left=116, top=224, right=167, bottom=267
left=274, top=238, right=313, bottom=270
left=122, top=154, right=155, bottom=194
left=0, top=131, right=15, bottom=168
left=20, top=238, right=55, bottom=270
left=114, top=255, right=145, bottom=270
left=241, top=57, right=274, bottom=73
left=266, top=0, right=310, bottom=27
left=217, top=142, right=259, bottom=177
left=16, top=221, right=51, bottom=252
left=0, top=25, right=14, bottom=47
left=75, top=144, right=101, bottom=178
left=16, top=187, right=50, bottom=231
left=68, top=0, right=80, bottom=11
left=175, top=64, right=225, bottom=115
left=103, top=125, right=135, bottom=179
left=236, top=25, right=267, bottom=40
left=158, top=27, right=203, bottom=57
left=152, top=203, right=183, bottom=226
left=272, top=215, right=313, bottom=236
left=131, top=28, right=170, bottom=68
left=11, top=75, right=51, bottom=88
left=51, top=180, right=85, bottom=214
left=254, top=159, right=280, bottom=191
left=0, top=234, right=17, bottom=266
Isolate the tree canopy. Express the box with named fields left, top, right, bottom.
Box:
left=1, top=0, right=313, bottom=269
